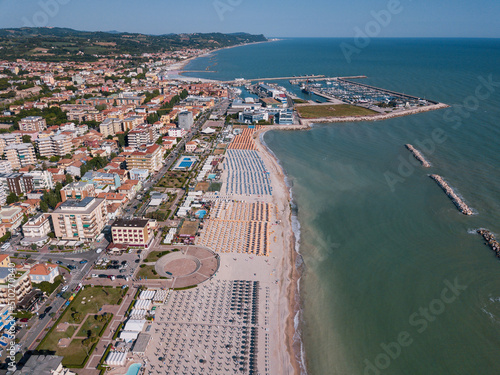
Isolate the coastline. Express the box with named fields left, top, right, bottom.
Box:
left=299, top=102, right=450, bottom=126
left=253, top=124, right=310, bottom=375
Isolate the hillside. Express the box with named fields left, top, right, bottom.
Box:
left=0, top=28, right=267, bottom=61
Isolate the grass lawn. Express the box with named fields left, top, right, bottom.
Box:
left=144, top=249, right=179, bottom=263
left=60, top=287, right=124, bottom=323
left=293, top=98, right=307, bottom=103
left=37, top=325, right=77, bottom=351
left=60, top=339, right=92, bottom=367
left=179, top=220, right=199, bottom=237
left=156, top=171, right=189, bottom=188
left=76, top=315, right=108, bottom=338
left=208, top=182, right=222, bottom=192
left=137, top=265, right=165, bottom=279
left=296, top=104, right=377, bottom=118
left=33, top=275, right=63, bottom=296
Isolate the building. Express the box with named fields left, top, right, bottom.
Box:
left=0, top=172, right=34, bottom=195
left=50, top=197, right=107, bottom=241
left=0, top=303, right=13, bottom=334
left=0, top=133, right=21, bottom=155
left=129, top=169, right=149, bottom=181
left=127, top=124, right=159, bottom=148
left=0, top=267, right=32, bottom=306
left=126, top=144, right=163, bottom=173
left=60, top=181, right=96, bottom=202
left=238, top=109, right=269, bottom=124
left=81, top=171, right=121, bottom=189
left=276, top=110, right=294, bottom=125
left=13, top=354, right=76, bottom=375
left=178, top=111, right=194, bottom=130
left=111, top=218, right=154, bottom=248
left=23, top=170, right=54, bottom=190
left=167, top=128, right=186, bottom=138
left=21, top=213, right=52, bottom=246
left=0, top=206, right=24, bottom=230
left=0, top=184, right=6, bottom=206
left=19, top=116, right=47, bottom=132
left=185, top=141, right=197, bottom=153
left=5, top=143, right=37, bottom=169
left=37, top=135, right=72, bottom=157
left=99, top=118, right=123, bottom=138
left=0, top=254, right=10, bottom=268
left=0, top=160, right=13, bottom=174
left=29, top=263, right=60, bottom=283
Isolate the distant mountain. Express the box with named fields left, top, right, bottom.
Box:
left=0, top=27, right=267, bottom=62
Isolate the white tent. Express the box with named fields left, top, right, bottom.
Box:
left=139, top=290, right=156, bottom=300
left=130, top=309, right=148, bottom=319
left=201, top=127, right=216, bottom=134
left=134, top=300, right=152, bottom=310
left=105, top=351, right=127, bottom=366
left=124, top=319, right=146, bottom=332
left=119, top=331, right=139, bottom=342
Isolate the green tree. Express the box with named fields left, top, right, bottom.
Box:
left=49, top=155, right=60, bottom=162
left=65, top=174, right=73, bottom=184
left=22, top=135, right=31, bottom=143
left=6, top=192, right=19, bottom=204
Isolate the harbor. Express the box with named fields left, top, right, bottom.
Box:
left=429, top=174, right=474, bottom=215
left=405, top=144, right=431, bottom=167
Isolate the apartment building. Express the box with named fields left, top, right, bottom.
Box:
left=127, top=124, right=159, bottom=148
left=19, top=116, right=47, bottom=132
left=23, top=170, right=54, bottom=190
left=126, top=144, right=164, bottom=173
left=99, top=118, right=123, bottom=138
left=37, top=134, right=72, bottom=157
left=5, top=143, right=37, bottom=169
left=60, top=181, right=96, bottom=202
left=0, top=173, right=33, bottom=195
left=22, top=213, right=52, bottom=244
left=0, top=268, right=33, bottom=307
left=178, top=110, right=194, bottom=130
left=50, top=197, right=107, bottom=241
left=0, top=133, right=21, bottom=155
left=0, top=206, right=24, bottom=230
left=0, top=160, right=12, bottom=174
left=111, top=218, right=154, bottom=248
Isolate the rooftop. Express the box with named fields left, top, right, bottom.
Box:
left=112, top=218, right=149, bottom=228
left=14, top=355, right=63, bottom=375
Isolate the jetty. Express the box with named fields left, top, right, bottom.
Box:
left=429, top=174, right=473, bottom=215
left=405, top=144, right=431, bottom=167
left=477, top=229, right=500, bottom=259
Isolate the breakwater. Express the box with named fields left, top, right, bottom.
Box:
left=429, top=174, right=474, bottom=215
left=405, top=144, right=431, bottom=167
left=477, top=229, right=500, bottom=259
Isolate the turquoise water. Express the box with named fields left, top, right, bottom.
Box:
left=196, top=210, right=207, bottom=219
left=123, top=363, right=141, bottom=375
left=186, top=38, right=500, bottom=374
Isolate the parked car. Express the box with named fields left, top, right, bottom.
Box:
left=19, top=318, right=29, bottom=323
left=67, top=265, right=76, bottom=270
left=38, top=313, right=46, bottom=320
left=55, top=261, right=62, bottom=265
left=61, top=286, right=68, bottom=292
left=79, top=260, right=88, bottom=264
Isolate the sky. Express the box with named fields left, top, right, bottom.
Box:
left=0, top=0, right=499, bottom=38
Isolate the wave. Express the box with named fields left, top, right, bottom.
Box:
left=260, top=131, right=308, bottom=375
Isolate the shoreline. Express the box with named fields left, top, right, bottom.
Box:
left=253, top=124, right=310, bottom=375
left=299, top=103, right=450, bottom=126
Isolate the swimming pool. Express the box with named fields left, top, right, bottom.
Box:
left=174, top=156, right=197, bottom=170
left=196, top=210, right=207, bottom=219
left=123, top=363, right=141, bottom=375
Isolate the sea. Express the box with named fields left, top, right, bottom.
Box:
left=183, top=38, right=500, bottom=375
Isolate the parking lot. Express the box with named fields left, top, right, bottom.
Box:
left=90, top=249, right=143, bottom=281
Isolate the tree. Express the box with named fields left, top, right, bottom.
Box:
left=40, top=201, right=49, bottom=212
left=6, top=192, right=19, bottom=204
left=0, top=231, right=11, bottom=243
left=22, top=135, right=31, bottom=143
left=65, top=174, right=73, bottom=184
left=49, top=155, right=60, bottom=162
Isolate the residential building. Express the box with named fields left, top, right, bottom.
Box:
left=5, top=143, right=36, bottom=169
left=0, top=184, right=6, bottom=206
left=111, top=218, right=154, bottom=248
left=129, top=169, right=149, bottom=181
left=185, top=141, right=197, bottom=153
left=37, top=135, right=72, bottom=157
left=23, top=170, right=54, bottom=190
left=13, top=354, right=76, bottom=375
left=21, top=213, right=52, bottom=246
left=0, top=133, right=22, bottom=155
left=0, top=303, right=13, bottom=334
left=122, top=115, right=144, bottom=131
left=0, top=268, right=32, bottom=306
left=178, top=111, right=193, bottom=130
left=50, top=197, right=107, bottom=241
left=60, top=181, right=96, bottom=202
left=0, top=173, right=34, bottom=195
left=167, top=128, right=186, bottom=138
left=127, top=124, right=159, bottom=148
left=0, top=254, right=10, bottom=268
left=99, top=118, right=123, bottom=137
left=0, top=160, right=12, bottom=174
left=29, top=263, right=60, bottom=283
left=0, top=206, right=24, bottom=230
left=126, top=144, right=163, bottom=173
left=81, top=171, right=122, bottom=189
left=19, top=116, right=47, bottom=132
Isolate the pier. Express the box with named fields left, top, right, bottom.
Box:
left=477, top=229, right=500, bottom=259
left=223, top=75, right=325, bottom=85
left=429, top=174, right=473, bottom=215
left=405, top=144, right=431, bottom=167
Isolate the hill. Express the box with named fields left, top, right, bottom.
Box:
left=0, top=27, right=267, bottom=61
